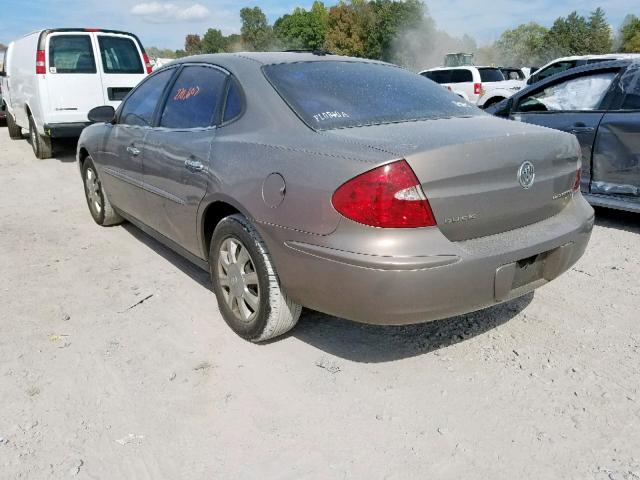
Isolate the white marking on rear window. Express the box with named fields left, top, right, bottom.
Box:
left=313, top=111, right=350, bottom=122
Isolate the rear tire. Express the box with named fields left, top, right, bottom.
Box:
left=210, top=214, right=302, bottom=342
left=6, top=111, right=23, bottom=140
left=81, top=156, right=123, bottom=226
left=29, top=116, right=52, bottom=159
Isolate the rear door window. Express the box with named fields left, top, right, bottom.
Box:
left=450, top=69, right=473, bottom=83
left=119, top=68, right=174, bottom=127
left=536, top=61, right=578, bottom=82
left=223, top=79, right=243, bottom=122
left=48, top=35, right=96, bottom=74
left=478, top=68, right=505, bottom=82
left=422, top=70, right=452, bottom=84
left=160, top=65, right=227, bottom=129
left=98, top=36, right=143, bottom=74
left=620, top=65, right=640, bottom=110
left=263, top=61, right=481, bottom=130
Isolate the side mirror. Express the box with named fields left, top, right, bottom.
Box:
left=0, top=71, right=6, bottom=77
left=88, top=105, right=115, bottom=124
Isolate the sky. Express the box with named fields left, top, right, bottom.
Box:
left=1, top=0, right=637, bottom=50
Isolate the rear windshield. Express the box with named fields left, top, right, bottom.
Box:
left=263, top=61, right=480, bottom=130
left=98, top=36, right=143, bottom=74
left=478, top=68, right=505, bottom=82
left=49, top=35, right=96, bottom=74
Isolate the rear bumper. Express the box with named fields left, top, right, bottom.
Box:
left=259, top=196, right=594, bottom=325
left=43, top=122, right=92, bottom=138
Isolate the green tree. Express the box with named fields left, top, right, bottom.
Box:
left=202, top=28, right=226, bottom=53
left=369, top=0, right=425, bottom=61
left=545, top=11, right=590, bottom=57
left=273, top=2, right=329, bottom=50
left=619, top=15, right=640, bottom=52
left=184, top=34, right=202, bottom=55
left=587, top=7, right=612, bottom=53
left=324, top=1, right=374, bottom=57
left=495, top=23, right=549, bottom=66
left=240, top=6, right=274, bottom=51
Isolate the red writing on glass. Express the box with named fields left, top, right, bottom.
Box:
left=174, top=86, right=200, bottom=101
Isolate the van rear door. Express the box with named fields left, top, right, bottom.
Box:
left=45, top=32, right=105, bottom=124
left=95, top=33, right=148, bottom=108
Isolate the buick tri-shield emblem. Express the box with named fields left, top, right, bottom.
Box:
left=518, top=161, right=535, bottom=189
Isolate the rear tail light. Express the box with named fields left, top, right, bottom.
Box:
left=36, top=50, right=46, bottom=74
left=142, top=53, right=153, bottom=74
left=572, top=168, right=581, bottom=193
left=332, top=160, right=437, bottom=228
left=474, top=82, right=482, bottom=95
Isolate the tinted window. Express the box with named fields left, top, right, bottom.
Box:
left=49, top=35, right=96, bottom=74
left=422, top=70, right=451, bottom=84
left=502, top=69, right=525, bottom=80
left=517, top=72, right=616, bottom=112
left=98, top=36, right=143, bottom=74
left=536, top=61, right=578, bottom=82
left=450, top=69, right=473, bottom=83
left=160, top=66, right=227, bottom=129
left=223, top=79, right=242, bottom=122
left=264, top=61, right=480, bottom=130
left=478, top=68, right=505, bottom=82
left=620, top=64, right=640, bottom=110
left=120, top=68, right=174, bottom=127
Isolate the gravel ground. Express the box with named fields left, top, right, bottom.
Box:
left=0, top=126, right=639, bottom=480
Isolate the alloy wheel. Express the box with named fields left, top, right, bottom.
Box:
left=84, top=167, right=103, bottom=216
left=217, top=237, right=260, bottom=323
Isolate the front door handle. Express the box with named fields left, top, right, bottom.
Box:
left=184, top=159, right=204, bottom=172
left=126, top=145, right=141, bottom=156
left=569, top=125, right=594, bottom=134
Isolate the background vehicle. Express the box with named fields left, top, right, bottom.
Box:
left=487, top=60, right=640, bottom=213
left=421, top=66, right=521, bottom=105
left=526, top=54, right=640, bottom=85
left=0, top=28, right=151, bottom=159
left=77, top=52, right=593, bottom=342
left=444, top=52, right=474, bottom=67
left=500, top=67, right=526, bottom=81
left=0, top=50, right=5, bottom=120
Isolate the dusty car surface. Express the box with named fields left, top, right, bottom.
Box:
left=487, top=59, right=640, bottom=214
left=77, top=52, right=594, bottom=341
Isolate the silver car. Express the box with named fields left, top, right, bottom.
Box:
left=77, top=52, right=594, bottom=342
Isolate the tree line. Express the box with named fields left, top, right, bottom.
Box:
left=145, top=1, right=640, bottom=69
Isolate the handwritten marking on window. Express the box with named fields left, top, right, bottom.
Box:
left=313, top=111, right=350, bottom=122
left=174, top=86, right=200, bottom=101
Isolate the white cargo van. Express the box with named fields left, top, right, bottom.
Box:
left=0, top=28, right=151, bottom=158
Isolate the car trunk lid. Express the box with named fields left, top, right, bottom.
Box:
left=325, top=116, right=580, bottom=241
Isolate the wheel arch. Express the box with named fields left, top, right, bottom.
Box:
left=199, top=195, right=252, bottom=261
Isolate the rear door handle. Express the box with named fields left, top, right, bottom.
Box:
left=126, top=145, right=141, bottom=156
left=184, top=159, right=204, bottom=172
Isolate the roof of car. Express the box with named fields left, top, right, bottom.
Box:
left=550, top=53, right=640, bottom=62
left=420, top=65, right=501, bottom=73
left=168, top=51, right=388, bottom=69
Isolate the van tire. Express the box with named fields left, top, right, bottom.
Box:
left=29, top=116, right=52, bottom=159
left=6, top=111, right=23, bottom=140
left=82, top=156, right=123, bottom=226
left=209, top=214, right=302, bottom=342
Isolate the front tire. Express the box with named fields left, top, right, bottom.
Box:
left=28, top=116, right=52, bottom=159
left=210, top=214, right=302, bottom=342
left=6, top=111, right=23, bottom=140
left=81, top=156, right=123, bottom=226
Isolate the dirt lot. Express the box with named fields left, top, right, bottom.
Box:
left=0, top=126, right=639, bottom=480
